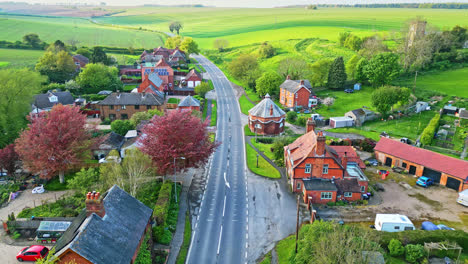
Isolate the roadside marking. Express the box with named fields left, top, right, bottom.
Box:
left=224, top=172, right=230, bottom=189
left=217, top=225, right=223, bottom=255
left=222, top=195, right=226, bottom=217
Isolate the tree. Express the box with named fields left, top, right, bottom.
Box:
left=76, top=63, right=122, bottom=94
left=345, top=55, right=361, bottom=81
left=277, top=58, right=308, bottom=80
left=180, top=37, right=200, bottom=55
left=388, top=239, right=405, bottom=257
left=67, top=168, right=99, bottom=194
left=450, top=25, right=468, bottom=48
left=65, top=80, right=80, bottom=91
left=47, top=40, right=67, bottom=53
left=76, top=48, right=91, bottom=59
left=15, top=105, right=93, bottom=183
left=0, top=69, right=44, bottom=148
left=111, top=120, right=135, bottom=136
left=405, top=244, right=426, bottom=263
left=165, top=35, right=183, bottom=49
left=338, top=32, right=350, bottom=46
left=35, top=50, right=76, bottom=83
left=139, top=110, right=218, bottom=175
left=22, top=33, right=41, bottom=48
left=228, top=54, right=261, bottom=89
left=194, top=82, right=212, bottom=98
left=364, top=53, right=401, bottom=87
left=255, top=71, right=283, bottom=97
left=308, top=59, right=332, bottom=87
left=169, top=21, right=183, bottom=35
left=359, top=35, right=388, bottom=59
left=344, top=34, right=362, bottom=51
left=286, top=111, right=297, bottom=123
left=355, top=58, right=369, bottom=83
left=0, top=144, right=19, bottom=182
left=90, top=47, right=109, bottom=65
left=130, top=111, right=152, bottom=127
left=327, top=57, right=347, bottom=89
left=322, top=97, right=335, bottom=109
left=371, top=86, right=409, bottom=116
left=258, top=42, right=275, bottom=58
left=213, top=39, right=229, bottom=52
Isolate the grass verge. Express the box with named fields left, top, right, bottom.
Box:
left=239, top=95, right=254, bottom=115
left=245, top=142, right=280, bottom=178
left=251, top=138, right=275, bottom=161
left=210, top=100, right=217, bottom=126
left=276, top=235, right=295, bottom=264
left=244, top=124, right=255, bottom=136
left=168, top=98, right=181, bottom=104
left=176, top=212, right=191, bottom=264
left=258, top=251, right=272, bottom=264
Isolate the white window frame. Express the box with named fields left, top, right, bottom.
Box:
left=296, top=182, right=301, bottom=190
left=360, top=186, right=366, bottom=193
left=122, top=105, right=126, bottom=110
left=321, top=192, right=332, bottom=200
left=279, top=122, right=284, bottom=128
left=322, top=164, right=329, bottom=174
left=255, top=124, right=262, bottom=129
left=305, top=164, right=311, bottom=173
left=344, top=192, right=352, bottom=198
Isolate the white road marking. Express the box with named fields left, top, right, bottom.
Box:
left=224, top=172, right=230, bottom=189
left=217, top=225, right=223, bottom=255
left=222, top=195, right=226, bottom=217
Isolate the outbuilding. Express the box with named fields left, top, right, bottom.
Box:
left=248, top=94, right=286, bottom=135
left=329, top=116, right=354, bottom=128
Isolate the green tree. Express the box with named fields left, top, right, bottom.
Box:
left=345, top=55, right=361, bottom=81
left=355, top=58, right=369, bottom=83
left=65, top=80, right=80, bottom=91
left=405, top=244, right=426, bottom=263
left=213, top=38, right=229, bottom=52
left=67, top=168, right=99, bottom=194
left=450, top=25, right=468, bottom=48
left=22, top=33, right=41, bottom=48
left=90, top=47, right=109, bottom=65
left=228, top=54, right=261, bottom=89
left=327, top=57, right=347, bottom=89
left=371, top=86, right=409, bottom=116
left=255, top=71, right=283, bottom=97
left=111, top=120, right=135, bottom=136
left=194, top=82, right=212, bottom=98
left=148, top=108, right=164, bottom=117
left=169, top=21, right=183, bottom=35
left=180, top=37, right=200, bottom=55
left=0, top=69, right=44, bottom=148
left=130, top=111, right=152, bottom=127
left=364, top=52, right=401, bottom=87
left=47, top=40, right=67, bottom=53
left=35, top=50, right=76, bottom=83
left=388, top=239, right=405, bottom=257
left=76, top=48, right=91, bottom=59
left=308, top=59, right=333, bottom=87
left=76, top=63, right=122, bottom=94
left=258, top=42, right=275, bottom=58
left=344, top=34, right=362, bottom=51
left=338, top=32, right=351, bottom=46
left=286, top=111, right=297, bottom=123
left=277, top=58, right=308, bottom=80
left=165, top=35, right=183, bottom=49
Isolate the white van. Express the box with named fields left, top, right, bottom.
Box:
left=374, top=214, right=416, bottom=232
left=457, top=189, right=468, bottom=206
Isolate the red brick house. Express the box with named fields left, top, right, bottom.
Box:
left=72, top=54, right=89, bottom=70
left=375, top=137, right=468, bottom=192
left=140, top=47, right=187, bottom=66
left=178, top=95, right=201, bottom=112
left=284, top=119, right=368, bottom=204
left=279, top=76, right=313, bottom=109
left=54, top=185, right=153, bottom=264
left=248, top=94, right=286, bottom=135
left=185, top=69, right=202, bottom=88
left=139, top=59, right=174, bottom=93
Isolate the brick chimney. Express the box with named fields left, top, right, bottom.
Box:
left=316, top=131, right=326, bottom=156
left=300, top=80, right=304, bottom=86
left=306, top=118, right=315, bottom=133
left=269, top=104, right=273, bottom=116
left=342, top=152, right=348, bottom=170
left=286, top=75, right=291, bottom=80
left=86, top=191, right=105, bottom=218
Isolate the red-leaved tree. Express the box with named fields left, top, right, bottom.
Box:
left=15, top=104, right=93, bottom=183
left=139, top=109, right=219, bottom=175
left=0, top=144, right=19, bottom=181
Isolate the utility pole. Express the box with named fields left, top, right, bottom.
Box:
left=295, top=195, right=300, bottom=254
left=413, top=70, right=418, bottom=94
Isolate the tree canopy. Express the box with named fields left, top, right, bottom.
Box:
left=76, top=48, right=91, bottom=59
left=90, top=47, right=110, bottom=65
left=371, top=86, right=411, bottom=116
left=194, top=82, right=212, bottom=98
left=213, top=39, right=229, bottom=52
left=35, top=50, right=76, bottom=83
left=165, top=36, right=183, bottom=49
left=327, top=57, right=347, bottom=89
left=277, top=58, right=308, bottom=80
left=228, top=54, right=261, bottom=89
left=111, top=120, right=135, bottom=136
left=255, top=71, right=283, bottom=97
left=308, top=59, right=332, bottom=87
left=76, top=63, right=122, bottom=94
left=169, top=21, right=183, bottom=35
left=22, top=33, right=42, bottom=48
left=0, top=144, right=19, bottom=181
left=180, top=37, right=200, bottom=55
left=364, top=53, right=401, bottom=87
left=258, top=42, right=275, bottom=58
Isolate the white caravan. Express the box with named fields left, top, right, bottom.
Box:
left=374, top=214, right=415, bottom=232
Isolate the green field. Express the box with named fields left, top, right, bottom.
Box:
left=0, top=48, right=44, bottom=68
left=315, top=86, right=376, bottom=118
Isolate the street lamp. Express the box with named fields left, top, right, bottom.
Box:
left=256, top=153, right=259, bottom=168
left=173, top=156, right=185, bottom=203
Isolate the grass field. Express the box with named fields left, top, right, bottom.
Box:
left=245, top=142, right=280, bottom=178
left=210, top=100, right=217, bottom=126
left=316, top=86, right=376, bottom=118
left=251, top=138, right=275, bottom=161
left=276, top=235, right=295, bottom=264
left=0, top=48, right=43, bottom=68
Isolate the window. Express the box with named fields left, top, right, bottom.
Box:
left=394, top=226, right=400, bottom=230
left=296, top=182, right=301, bottom=190
left=305, top=164, right=311, bottom=173
left=135, top=105, right=140, bottom=110
left=344, top=192, right=352, bottom=198
left=321, top=192, right=332, bottom=200
left=322, top=164, right=329, bottom=174
left=279, top=122, right=283, bottom=128
left=402, top=162, right=407, bottom=168
left=121, top=105, right=126, bottom=110
left=121, top=114, right=128, bottom=120
left=404, top=226, right=414, bottom=231
left=360, top=186, right=366, bottom=193
left=255, top=124, right=262, bottom=129
left=109, top=114, right=116, bottom=120
left=281, top=96, right=285, bottom=102
left=48, top=95, right=58, bottom=103
left=110, top=105, right=114, bottom=110
left=146, top=105, right=151, bottom=110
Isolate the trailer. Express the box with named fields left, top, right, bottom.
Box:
left=374, top=214, right=415, bottom=232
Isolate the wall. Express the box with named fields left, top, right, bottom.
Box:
left=303, top=188, right=337, bottom=204
left=295, top=88, right=311, bottom=108
left=100, top=104, right=163, bottom=120
left=248, top=115, right=285, bottom=135
left=58, top=249, right=92, bottom=264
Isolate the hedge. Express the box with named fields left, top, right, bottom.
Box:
left=257, top=137, right=274, bottom=144
left=420, top=114, right=441, bottom=145
left=153, top=182, right=172, bottom=225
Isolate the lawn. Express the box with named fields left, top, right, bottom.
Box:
left=210, top=100, right=217, bottom=126
left=175, top=212, right=191, bottom=264
left=245, top=142, right=280, bottom=178
left=0, top=61, right=9, bottom=67
left=251, top=138, right=275, bottom=161
left=239, top=95, right=254, bottom=115
left=0, top=48, right=44, bottom=68
left=168, top=98, right=180, bottom=104
left=327, top=127, right=381, bottom=141
left=276, top=235, right=295, bottom=264
left=315, top=86, right=375, bottom=118
left=123, top=84, right=138, bottom=91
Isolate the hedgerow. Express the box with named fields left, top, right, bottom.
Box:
left=420, top=113, right=440, bottom=145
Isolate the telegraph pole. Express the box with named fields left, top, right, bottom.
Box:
left=295, top=195, right=300, bottom=253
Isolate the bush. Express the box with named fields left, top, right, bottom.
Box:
left=257, top=137, right=274, bottom=144
left=297, top=116, right=308, bottom=127
left=12, top=231, right=21, bottom=239
left=420, top=114, right=441, bottom=145
left=134, top=233, right=152, bottom=264
left=389, top=239, right=405, bottom=257
left=110, top=120, right=135, bottom=136
left=286, top=111, right=297, bottom=123
left=405, top=244, right=426, bottom=263
left=153, top=182, right=172, bottom=225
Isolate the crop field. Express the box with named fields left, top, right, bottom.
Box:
left=0, top=48, right=44, bottom=68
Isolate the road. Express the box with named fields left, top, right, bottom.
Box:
left=186, top=55, right=248, bottom=264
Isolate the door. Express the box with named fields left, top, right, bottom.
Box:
left=385, top=157, right=392, bottom=167
left=446, top=177, right=461, bottom=191
left=188, top=81, right=194, bottom=88
left=409, top=165, right=416, bottom=175
left=423, top=168, right=442, bottom=183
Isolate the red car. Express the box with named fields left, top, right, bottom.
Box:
left=16, top=245, right=49, bottom=262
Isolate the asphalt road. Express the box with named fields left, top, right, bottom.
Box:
left=186, top=55, right=248, bottom=264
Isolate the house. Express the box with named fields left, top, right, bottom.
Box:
left=330, top=116, right=354, bottom=128
left=248, top=94, right=286, bottom=135
left=31, top=91, right=74, bottom=114
left=92, top=132, right=125, bottom=160
left=139, top=59, right=174, bottom=94
left=98, top=92, right=164, bottom=121
left=279, top=76, right=313, bottom=109
left=178, top=95, right=201, bottom=112
left=284, top=119, right=368, bottom=204
left=354, top=83, right=361, bottom=91
left=140, top=47, right=187, bottom=66
left=443, top=105, right=457, bottom=115
left=138, top=72, right=166, bottom=96
left=415, top=101, right=429, bottom=113
left=120, top=131, right=141, bottom=158
left=345, top=108, right=377, bottom=127
left=184, top=69, right=202, bottom=88
left=374, top=137, right=468, bottom=192
left=54, top=186, right=153, bottom=264
left=72, top=54, right=89, bottom=70
left=328, top=145, right=366, bottom=170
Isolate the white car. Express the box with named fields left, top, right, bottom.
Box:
left=32, top=185, right=45, bottom=194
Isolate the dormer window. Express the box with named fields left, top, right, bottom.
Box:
left=49, top=95, right=58, bottom=103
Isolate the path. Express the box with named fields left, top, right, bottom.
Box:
left=205, top=99, right=212, bottom=122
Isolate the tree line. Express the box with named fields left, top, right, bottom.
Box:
left=318, top=3, right=468, bottom=9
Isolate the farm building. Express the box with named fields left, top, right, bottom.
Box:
left=457, top=108, right=468, bottom=120
left=345, top=108, right=377, bottom=126
left=329, top=117, right=354, bottom=128
left=374, top=137, right=468, bottom=192
left=415, top=101, right=429, bottom=113
left=248, top=94, right=285, bottom=135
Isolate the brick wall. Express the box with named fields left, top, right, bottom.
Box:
left=100, top=104, right=164, bottom=120
left=248, top=115, right=285, bottom=135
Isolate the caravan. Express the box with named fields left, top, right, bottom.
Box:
left=374, top=214, right=416, bottom=232
left=457, top=189, right=468, bottom=206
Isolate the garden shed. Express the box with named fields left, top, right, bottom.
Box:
left=330, top=117, right=354, bottom=128
left=353, top=83, right=361, bottom=91
left=415, top=101, right=429, bottom=113
left=443, top=105, right=457, bottom=115
left=36, top=221, right=72, bottom=243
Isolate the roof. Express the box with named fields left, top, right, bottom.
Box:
left=330, top=116, right=354, bottom=122
left=375, top=214, right=413, bottom=224
left=329, top=146, right=366, bottom=169
left=351, top=108, right=366, bottom=117
left=98, top=93, right=164, bottom=106
left=155, top=58, right=170, bottom=68
left=279, top=79, right=312, bottom=94
left=97, top=90, right=112, bottom=95
left=375, top=137, right=468, bottom=180
left=346, top=163, right=368, bottom=181
left=171, top=49, right=186, bottom=58
left=335, top=178, right=361, bottom=195
left=37, top=221, right=71, bottom=232
left=286, top=130, right=318, bottom=168
left=124, top=130, right=138, bottom=139
left=444, top=105, right=457, bottom=111
left=185, top=69, right=201, bottom=80
left=178, top=95, right=200, bottom=107
left=73, top=54, right=89, bottom=64
left=95, top=132, right=125, bottom=150
left=148, top=72, right=163, bottom=87
left=56, top=185, right=152, bottom=264
left=248, top=94, right=285, bottom=119
left=303, top=178, right=337, bottom=191
left=33, top=91, right=74, bottom=110
left=459, top=109, right=468, bottom=119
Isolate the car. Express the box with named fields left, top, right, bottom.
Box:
left=16, top=245, right=49, bottom=262
left=344, top=89, right=354, bottom=93
left=416, top=176, right=434, bottom=188
left=437, top=224, right=455, bottom=230
left=366, top=158, right=379, bottom=166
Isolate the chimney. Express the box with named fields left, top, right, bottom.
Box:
left=86, top=191, right=105, bottom=218
left=116, top=90, right=121, bottom=99
left=306, top=118, right=315, bottom=133
left=342, top=152, right=348, bottom=170
left=300, top=80, right=304, bottom=86
left=142, top=92, right=146, bottom=99
left=316, top=131, right=326, bottom=156
left=286, top=75, right=291, bottom=80
left=270, top=104, right=273, bottom=116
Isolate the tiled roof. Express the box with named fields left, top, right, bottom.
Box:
left=459, top=109, right=468, bottom=119
left=178, top=95, right=200, bottom=107
left=94, top=132, right=125, bottom=150
left=286, top=130, right=318, bottom=168
left=351, top=108, right=366, bottom=117
left=185, top=69, right=201, bottom=80
left=98, top=93, right=164, bottom=106
left=33, top=91, right=74, bottom=110
left=335, top=178, right=361, bottom=194
left=375, top=137, right=468, bottom=180
left=280, top=80, right=312, bottom=94
left=303, top=178, right=337, bottom=191
left=155, top=58, right=170, bottom=67
left=248, top=94, right=285, bottom=119
left=329, top=146, right=366, bottom=169
left=73, top=54, right=89, bottom=64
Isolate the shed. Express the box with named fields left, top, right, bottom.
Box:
left=415, top=101, right=429, bottom=113
left=443, top=105, right=457, bottom=115
left=436, top=129, right=448, bottom=140
left=330, top=117, right=354, bottom=128
left=36, top=221, right=72, bottom=242
left=354, top=83, right=361, bottom=91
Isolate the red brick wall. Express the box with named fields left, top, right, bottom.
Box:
left=338, top=192, right=361, bottom=202
left=57, top=249, right=92, bottom=264
left=303, top=189, right=337, bottom=204
left=295, top=87, right=311, bottom=108
left=248, top=115, right=285, bottom=135
left=179, top=106, right=200, bottom=112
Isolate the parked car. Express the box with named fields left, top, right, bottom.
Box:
left=16, top=245, right=49, bottom=262
left=366, top=158, right=379, bottom=166
left=344, top=89, right=354, bottom=93
left=457, top=189, right=468, bottom=206
left=400, top=138, right=412, bottom=144
left=437, top=224, right=455, bottom=230
left=416, top=176, right=434, bottom=188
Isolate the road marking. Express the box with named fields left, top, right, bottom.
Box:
left=217, top=225, right=223, bottom=255
left=222, top=195, right=226, bottom=217
left=185, top=230, right=196, bottom=264
left=224, top=172, right=230, bottom=189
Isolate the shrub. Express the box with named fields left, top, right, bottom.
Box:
left=297, top=116, right=308, bottom=127
left=389, top=239, right=405, bottom=257
left=286, top=111, right=297, bottom=123
left=153, top=182, right=172, bottom=225
left=257, top=137, right=274, bottom=144
left=405, top=244, right=426, bottom=263
left=12, top=231, right=21, bottom=239
left=420, top=114, right=440, bottom=145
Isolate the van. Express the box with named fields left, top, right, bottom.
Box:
left=374, top=214, right=415, bottom=232
left=457, top=189, right=468, bottom=207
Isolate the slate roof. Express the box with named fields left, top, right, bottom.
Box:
left=55, top=185, right=153, bottom=264
left=375, top=137, right=468, bottom=180
left=303, top=178, right=337, bottom=191
left=171, top=49, right=186, bottom=58
left=155, top=58, right=170, bottom=67
left=280, top=79, right=312, bottom=94
left=185, top=69, right=201, bottom=80
left=149, top=72, right=163, bottom=87
left=178, top=95, right=200, bottom=107
left=73, top=54, right=89, bottom=64
left=335, top=178, right=361, bottom=195
left=329, top=146, right=366, bottom=169
left=33, top=91, right=74, bottom=110
left=98, top=93, right=164, bottom=106
left=97, top=90, right=112, bottom=95
left=351, top=108, right=366, bottom=117
left=248, top=94, right=285, bottom=119
left=94, top=132, right=125, bottom=151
